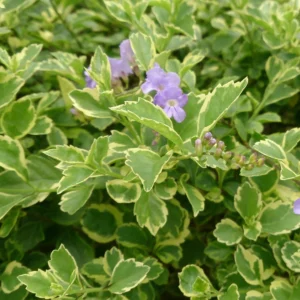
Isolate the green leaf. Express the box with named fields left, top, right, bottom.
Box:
left=265, top=56, right=283, bottom=82
left=69, top=90, right=112, bottom=118
left=154, top=177, right=177, bottom=200
left=116, top=223, right=154, bottom=251
left=245, top=290, right=266, bottom=300
left=0, top=135, right=28, bottom=180
left=104, top=1, right=131, bottom=23
left=1, top=261, right=29, bottom=293
left=0, top=207, right=20, bottom=238
left=125, top=148, right=172, bottom=192
left=218, top=284, right=240, bottom=300
left=103, top=247, right=124, bottom=276
left=60, top=185, right=94, bottom=215
left=82, top=258, right=109, bottom=284
left=259, top=201, right=300, bottom=234
left=15, top=44, right=42, bottom=70
left=1, top=99, right=36, bottom=139
left=281, top=241, right=300, bottom=272
left=235, top=245, right=263, bottom=286
left=143, top=257, right=164, bottom=282
left=0, top=193, right=26, bottom=220
left=130, top=33, right=156, bottom=71
left=29, top=116, right=53, bottom=135
left=134, top=191, right=168, bottom=236
left=279, top=162, right=299, bottom=181
left=81, top=204, right=123, bottom=243
left=263, top=84, right=298, bottom=107
left=48, top=244, right=77, bottom=283
left=198, top=78, right=248, bottom=137
left=180, top=49, right=205, bottom=77
left=57, top=165, right=94, bottom=194
left=244, top=222, right=262, bottom=241
left=108, top=259, right=150, bottom=294
left=253, top=139, right=286, bottom=161
left=44, top=145, right=85, bottom=163
left=90, top=46, right=111, bottom=90
left=111, top=98, right=183, bottom=145
left=193, top=276, right=210, bottom=295
left=106, top=179, right=141, bottom=203
left=213, top=218, right=243, bottom=246
left=204, top=241, right=233, bottom=262
left=250, top=169, right=279, bottom=194
left=234, top=182, right=262, bottom=222
left=180, top=178, right=205, bottom=217
left=57, top=76, right=76, bottom=109
left=0, top=77, right=24, bottom=109
left=47, top=127, right=68, bottom=146
left=154, top=243, right=182, bottom=264
left=178, top=265, right=212, bottom=297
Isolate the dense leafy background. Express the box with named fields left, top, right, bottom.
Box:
left=0, top=0, right=300, bottom=299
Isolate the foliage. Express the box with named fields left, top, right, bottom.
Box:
left=0, top=0, right=300, bottom=299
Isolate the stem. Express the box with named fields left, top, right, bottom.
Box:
left=49, top=0, right=83, bottom=49
left=66, top=287, right=104, bottom=296
left=119, top=116, right=143, bottom=144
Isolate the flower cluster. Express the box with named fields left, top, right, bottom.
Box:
left=84, top=39, right=135, bottom=88
left=141, top=63, right=188, bottom=123
left=195, top=132, right=266, bottom=170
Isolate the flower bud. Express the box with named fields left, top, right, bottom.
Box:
left=231, top=162, right=240, bottom=169
left=249, top=153, right=258, bottom=164
left=214, top=148, right=223, bottom=158
left=246, top=163, right=254, bottom=170
left=222, top=151, right=232, bottom=161
left=257, top=157, right=265, bottom=167
left=217, top=141, right=225, bottom=150
left=195, top=139, right=202, bottom=156
left=204, top=132, right=213, bottom=140
left=238, top=155, right=246, bottom=166
left=209, top=138, right=217, bottom=146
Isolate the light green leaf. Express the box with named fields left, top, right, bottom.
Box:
left=259, top=201, right=300, bottom=234
left=57, top=76, right=76, bottom=109
left=130, top=33, right=156, bottom=71
left=178, top=265, right=212, bottom=297
left=218, top=284, right=240, bottom=300
left=1, top=99, right=36, bottom=139
left=0, top=77, right=24, bottom=109
left=116, top=223, right=154, bottom=251
left=198, top=78, right=248, bottom=137
left=111, top=98, right=183, bottom=145
left=108, top=259, right=150, bottom=294
left=282, top=128, right=300, bottom=152
left=281, top=241, right=300, bottom=272
left=57, top=165, right=94, bottom=194
left=244, top=222, right=262, bottom=241
left=85, top=136, right=109, bottom=170
left=279, top=162, right=299, bottom=180
left=106, top=179, right=141, bottom=203
left=104, top=1, right=131, bottom=23
left=255, top=112, right=281, bottom=123
left=0, top=207, right=20, bottom=238
left=1, top=261, right=29, bottom=293
left=265, top=56, right=283, bottom=82
left=90, top=46, right=111, bottom=90
left=0, top=135, right=28, bottom=180
left=47, top=127, right=68, bottom=145
left=270, top=279, right=293, bottom=300
left=15, top=44, right=42, bottom=71
left=253, top=139, right=286, bottom=161
left=245, top=290, right=265, bottom=300
left=180, top=49, right=205, bottom=77
left=60, top=185, right=94, bottom=215
left=0, top=193, right=25, bottom=221
left=234, top=182, right=262, bottom=222
left=193, top=276, right=210, bottom=295
left=103, top=247, right=124, bottom=276
left=69, top=90, right=112, bottom=118
left=18, top=270, right=61, bottom=299
left=29, top=116, right=53, bottom=135
left=204, top=241, right=233, bottom=262
left=234, top=245, right=263, bottom=286
left=44, top=145, right=85, bottom=163
left=82, top=258, right=109, bottom=284
left=134, top=191, right=168, bottom=236
left=250, top=169, right=279, bottom=194
left=240, top=165, right=273, bottom=177
left=126, top=148, right=172, bottom=192
left=213, top=218, right=243, bottom=246
left=81, top=204, right=123, bottom=243
left=48, top=244, right=77, bottom=283
left=180, top=178, right=205, bottom=217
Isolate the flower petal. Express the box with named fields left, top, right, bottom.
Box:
left=294, top=198, right=300, bottom=214
left=172, top=106, right=186, bottom=123
left=120, top=39, right=135, bottom=64
left=178, top=93, right=188, bottom=107
left=153, top=92, right=166, bottom=106
left=164, top=72, right=180, bottom=87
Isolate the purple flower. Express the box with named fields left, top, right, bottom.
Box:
left=120, top=39, right=135, bottom=64
left=154, top=87, right=188, bottom=123
left=293, top=199, right=300, bottom=214
left=84, top=68, right=97, bottom=89
left=109, top=58, right=133, bottom=80
left=141, top=63, right=180, bottom=94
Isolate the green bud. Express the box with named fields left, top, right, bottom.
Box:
left=222, top=151, right=232, bottom=161
left=257, top=157, right=265, bottom=167
left=231, top=163, right=240, bottom=169
left=238, top=155, right=246, bottom=166
left=249, top=153, right=258, bottom=164
left=195, top=138, right=202, bottom=156
left=214, top=148, right=223, bottom=158
left=246, top=164, right=254, bottom=170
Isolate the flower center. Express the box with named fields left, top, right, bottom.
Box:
left=167, top=99, right=178, bottom=107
